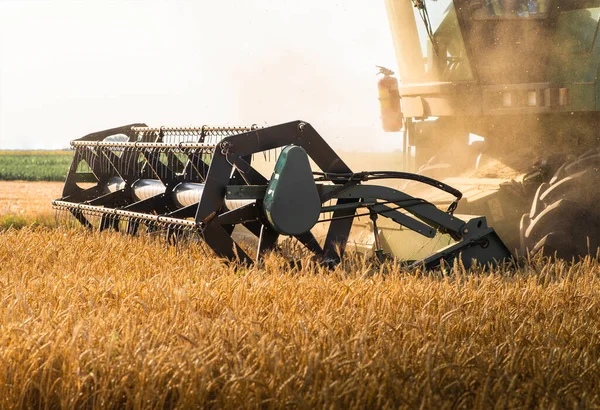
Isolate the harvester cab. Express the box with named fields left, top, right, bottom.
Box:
left=381, top=0, right=600, bottom=260
left=53, top=121, right=512, bottom=270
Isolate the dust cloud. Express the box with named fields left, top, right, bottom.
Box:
left=390, top=0, right=600, bottom=181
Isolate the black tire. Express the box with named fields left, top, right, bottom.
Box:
left=520, top=151, right=600, bottom=260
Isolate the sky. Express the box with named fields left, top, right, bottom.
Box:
left=0, top=0, right=401, bottom=151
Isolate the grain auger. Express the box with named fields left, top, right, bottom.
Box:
left=53, top=120, right=512, bottom=269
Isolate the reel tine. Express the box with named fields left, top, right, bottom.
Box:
left=118, top=214, right=129, bottom=234
left=127, top=216, right=140, bottom=236
left=166, top=222, right=177, bottom=246
left=157, top=146, right=165, bottom=181
left=54, top=204, right=70, bottom=229
left=99, top=147, right=108, bottom=175
left=124, top=145, right=134, bottom=177
left=91, top=208, right=102, bottom=231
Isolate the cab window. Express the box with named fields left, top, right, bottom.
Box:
left=557, top=0, right=600, bottom=11
left=472, top=0, right=551, bottom=18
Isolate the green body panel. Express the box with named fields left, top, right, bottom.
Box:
left=263, top=145, right=321, bottom=236
left=384, top=1, right=600, bottom=168
left=550, top=8, right=600, bottom=110
left=389, top=2, right=600, bottom=115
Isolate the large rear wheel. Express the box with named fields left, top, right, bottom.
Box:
left=520, top=150, right=600, bottom=260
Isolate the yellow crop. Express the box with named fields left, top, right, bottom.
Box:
left=0, top=227, right=599, bottom=408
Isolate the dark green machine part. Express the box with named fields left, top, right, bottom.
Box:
left=53, top=120, right=512, bottom=270
left=263, top=145, right=321, bottom=235
left=384, top=0, right=600, bottom=259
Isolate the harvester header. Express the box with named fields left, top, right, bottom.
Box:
left=53, top=120, right=512, bottom=269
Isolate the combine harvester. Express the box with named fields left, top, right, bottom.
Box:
left=371, top=0, right=600, bottom=261
left=52, top=121, right=511, bottom=269
left=56, top=0, right=600, bottom=267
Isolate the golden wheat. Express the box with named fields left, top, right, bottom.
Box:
left=0, top=226, right=599, bottom=409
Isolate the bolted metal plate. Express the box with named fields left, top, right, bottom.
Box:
left=263, top=145, right=321, bottom=235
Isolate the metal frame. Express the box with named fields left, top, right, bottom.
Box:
left=53, top=120, right=512, bottom=269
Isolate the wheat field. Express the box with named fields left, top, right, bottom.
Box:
left=1, top=181, right=600, bottom=408
left=0, top=181, right=60, bottom=230
left=0, top=226, right=599, bottom=409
